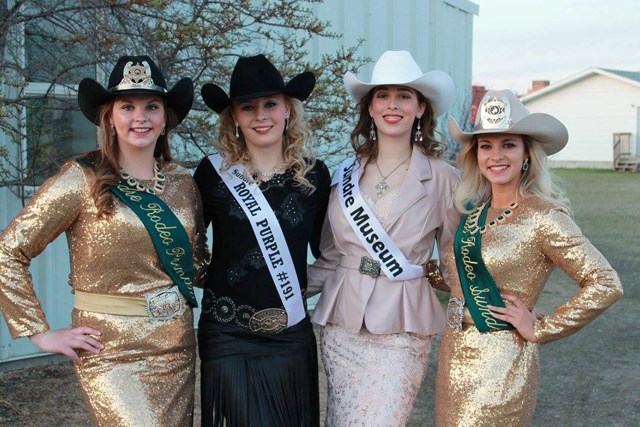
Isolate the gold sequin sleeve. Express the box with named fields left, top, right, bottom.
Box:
left=533, top=207, right=623, bottom=344
left=0, top=161, right=85, bottom=338
left=190, top=179, right=210, bottom=287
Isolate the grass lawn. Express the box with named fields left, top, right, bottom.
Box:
left=408, top=168, right=640, bottom=427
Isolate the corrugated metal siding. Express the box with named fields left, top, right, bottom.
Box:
left=523, top=74, right=640, bottom=167
left=310, top=0, right=477, bottom=126
left=1, top=0, right=478, bottom=362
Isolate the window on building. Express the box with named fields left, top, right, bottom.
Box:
left=26, top=97, right=97, bottom=183
left=22, top=14, right=98, bottom=184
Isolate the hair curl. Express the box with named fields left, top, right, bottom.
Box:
left=349, top=87, right=446, bottom=159
left=453, top=134, right=570, bottom=214
left=84, top=98, right=177, bottom=217
left=214, top=97, right=316, bottom=192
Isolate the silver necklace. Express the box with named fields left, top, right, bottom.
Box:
left=255, top=162, right=285, bottom=178
left=374, top=155, right=411, bottom=198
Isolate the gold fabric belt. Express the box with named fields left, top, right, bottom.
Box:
left=75, top=290, right=148, bottom=316
left=74, top=288, right=187, bottom=322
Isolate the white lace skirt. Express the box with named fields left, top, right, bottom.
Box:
left=321, top=323, right=432, bottom=427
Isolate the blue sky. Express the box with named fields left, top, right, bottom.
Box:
left=472, top=0, right=640, bottom=94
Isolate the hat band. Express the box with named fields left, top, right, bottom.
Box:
left=109, top=81, right=167, bottom=93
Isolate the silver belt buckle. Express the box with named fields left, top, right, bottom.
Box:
left=359, top=256, right=381, bottom=278
left=145, top=287, right=186, bottom=323
left=447, top=297, right=465, bottom=331
left=249, top=308, right=287, bottom=334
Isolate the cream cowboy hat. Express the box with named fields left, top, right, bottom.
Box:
left=448, top=89, right=568, bottom=155
left=343, top=50, right=455, bottom=116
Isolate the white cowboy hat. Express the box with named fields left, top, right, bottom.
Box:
left=343, top=50, right=455, bottom=116
left=448, top=89, right=568, bottom=155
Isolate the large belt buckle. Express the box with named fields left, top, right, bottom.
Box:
left=145, top=287, right=186, bottom=323
left=359, top=256, right=381, bottom=278
left=447, top=297, right=465, bottom=331
left=249, top=308, right=287, bottom=334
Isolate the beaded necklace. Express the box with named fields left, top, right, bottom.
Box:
left=119, top=161, right=166, bottom=195
left=467, top=201, right=519, bottom=234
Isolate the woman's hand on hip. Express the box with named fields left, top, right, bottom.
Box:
left=489, top=293, right=537, bottom=342
left=29, top=326, right=104, bottom=364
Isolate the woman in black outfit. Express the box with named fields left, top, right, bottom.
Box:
left=194, top=54, right=330, bottom=427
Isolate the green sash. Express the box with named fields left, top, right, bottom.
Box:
left=453, top=203, right=512, bottom=332
left=112, top=182, right=198, bottom=307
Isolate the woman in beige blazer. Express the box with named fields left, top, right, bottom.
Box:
left=308, top=50, right=459, bottom=426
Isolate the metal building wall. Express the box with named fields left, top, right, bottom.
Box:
left=309, top=0, right=478, bottom=126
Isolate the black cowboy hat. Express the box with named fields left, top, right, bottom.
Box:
left=201, top=54, right=315, bottom=114
left=78, top=55, right=193, bottom=127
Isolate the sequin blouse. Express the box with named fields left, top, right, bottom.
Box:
left=442, top=195, right=623, bottom=344
left=0, top=159, right=210, bottom=338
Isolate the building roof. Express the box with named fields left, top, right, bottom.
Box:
left=522, top=67, right=640, bottom=103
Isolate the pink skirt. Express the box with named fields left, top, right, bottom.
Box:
left=321, top=323, right=432, bottom=427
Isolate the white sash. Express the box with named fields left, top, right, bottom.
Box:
left=208, top=154, right=305, bottom=327
left=335, top=156, right=424, bottom=281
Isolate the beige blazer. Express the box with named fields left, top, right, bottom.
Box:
left=308, top=146, right=460, bottom=335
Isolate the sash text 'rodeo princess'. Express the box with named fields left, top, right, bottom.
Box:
left=336, top=157, right=424, bottom=281
left=111, top=182, right=198, bottom=306
left=208, top=154, right=305, bottom=328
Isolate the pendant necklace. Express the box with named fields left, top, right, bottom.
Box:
left=374, top=155, right=411, bottom=198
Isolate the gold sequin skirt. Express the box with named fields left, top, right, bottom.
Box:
left=435, top=324, right=540, bottom=427
left=321, top=323, right=432, bottom=427
left=72, top=308, right=196, bottom=427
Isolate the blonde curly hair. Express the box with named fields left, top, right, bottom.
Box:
left=214, top=97, right=316, bottom=192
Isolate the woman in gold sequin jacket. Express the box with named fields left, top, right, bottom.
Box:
left=434, top=89, right=623, bottom=426
left=0, top=56, right=209, bottom=426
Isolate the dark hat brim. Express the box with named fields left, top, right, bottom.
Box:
left=78, top=77, right=193, bottom=128
left=283, top=71, right=315, bottom=102
left=201, top=71, right=316, bottom=115
left=201, top=83, right=231, bottom=114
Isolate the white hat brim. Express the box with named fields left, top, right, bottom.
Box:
left=448, top=114, right=569, bottom=155
left=344, top=70, right=455, bottom=116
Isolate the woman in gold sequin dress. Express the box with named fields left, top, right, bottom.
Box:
left=308, top=51, right=459, bottom=426
left=435, top=89, right=623, bottom=426
left=0, top=56, right=208, bottom=426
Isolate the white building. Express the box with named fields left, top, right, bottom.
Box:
left=0, top=0, right=479, bottom=364
left=521, top=68, right=640, bottom=171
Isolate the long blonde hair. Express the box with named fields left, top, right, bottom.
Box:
left=349, top=87, right=446, bottom=159
left=214, top=97, right=316, bottom=192
left=453, top=135, right=570, bottom=214
left=83, top=98, right=177, bottom=217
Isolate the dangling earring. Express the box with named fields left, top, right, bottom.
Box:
left=522, top=158, right=530, bottom=171
left=285, top=116, right=289, bottom=131
left=235, top=123, right=240, bottom=139
left=369, top=119, right=377, bottom=141
left=160, top=123, right=166, bottom=135
left=414, top=119, right=423, bottom=142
